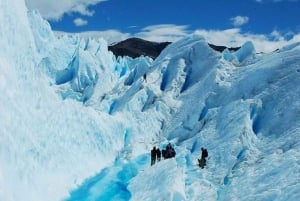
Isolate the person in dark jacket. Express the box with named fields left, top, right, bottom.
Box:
left=166, top=143, right=172, bottom=150
left=201, top=147, right=208, bottom=159
left=198, top=147, right=208, bottom=169
left=156, top=147, right=161, bottom=161
left=151, top=146, right=157, bottom=166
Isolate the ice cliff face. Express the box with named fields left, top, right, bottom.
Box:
left=0, top=1, right=129, bottom=201
left=1, top=0, right=300, bottom=201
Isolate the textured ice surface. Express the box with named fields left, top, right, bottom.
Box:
left=0, top=0, right=300, bottom=200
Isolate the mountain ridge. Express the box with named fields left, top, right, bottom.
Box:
left=108, top=37, right=241, bottom=59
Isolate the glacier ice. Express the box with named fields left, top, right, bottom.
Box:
left=1, top=0, right=300, bottom=201
left=233, top=41, right=256, bottom=63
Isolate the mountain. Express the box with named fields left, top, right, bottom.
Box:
left=108, top=37, right=171, bottom=59
left=1, top=0, right=300, bottom=201
left=108, top=38, right=240, bottom=59
left=208, top=43, right=240, bottom=52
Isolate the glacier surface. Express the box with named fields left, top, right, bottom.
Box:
left=0, top=0, right=300, bottom=201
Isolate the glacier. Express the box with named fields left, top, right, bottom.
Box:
left=1, top=0, right=300, bottom=201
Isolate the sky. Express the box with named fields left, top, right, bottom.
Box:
left=25, top=0, right=300, bottom=51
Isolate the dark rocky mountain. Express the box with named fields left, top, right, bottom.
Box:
left=108, top=38, right=171, bottom=59
left=208, top=43, right=240, bottom=52
left=108, top=37, right=240, bottom=59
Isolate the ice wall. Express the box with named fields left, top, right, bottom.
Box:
left=0, top=1, right=131, bottom=201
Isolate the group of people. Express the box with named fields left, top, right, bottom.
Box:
left=150, top=143, right=176, bottom=166
left=162, top=143, right=176, bottom=159
left=150, top=144, right=209, bottom=169
left=151, top=146, right=161, bottom=166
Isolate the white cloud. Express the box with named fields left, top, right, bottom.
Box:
left=54, top=24, right=189, bottom=44
left=133, top=24, right=299, bottom=53
left=135, top=24, right=190, bottom=42
left=230, top=16, right=249, bottom=27
left=56, top=24, right=300, bottom=53
left=194, top=28, right=300, bottom=52
left=73, top=18, right=88, bottom=26
left=270, top=30, right=285, bottom=40
left=25, top=0, right=107, bottom=21
left=70, top=30, right=130, bottom=45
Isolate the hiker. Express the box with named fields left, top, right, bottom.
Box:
left=201, top=147, right=208, bottom=159
left=143, top=73, right=147, bottom=82
left=151, top=146, right=157, bottom=166
left=166, top=143, right=172, bottom=150
left=198, top=147, right=208, bottom=169
left=156, top=147, right=161, bottom=161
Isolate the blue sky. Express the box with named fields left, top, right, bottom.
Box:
left=49, top=0, right=299, bottom=35
left=25, top=0, right=300, bottom=52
